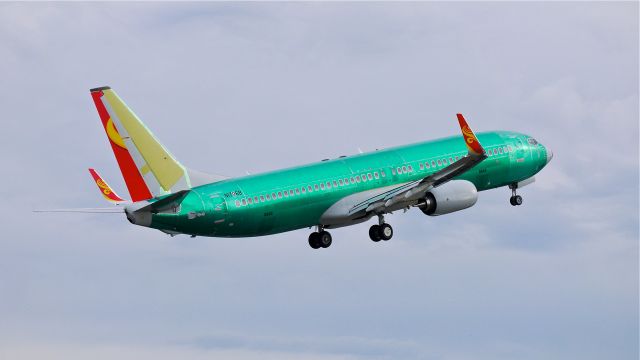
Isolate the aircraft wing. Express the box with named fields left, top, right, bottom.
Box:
left=348, top=114, right=487, bottom=216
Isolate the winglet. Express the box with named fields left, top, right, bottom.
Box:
left=89, top=168, right=127, bottom=204
left=456, top=114, right=485, bottom=156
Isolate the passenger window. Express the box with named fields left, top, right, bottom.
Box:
left=267, top=194, right=271, bottom=200
left=391, top=168, right=396, bottom=175
left=408, top=165, right=413, bottom=172
left=362, top=175, right=367, bottom=182
left=425, top=162, right=430, bottom=169
left=326, top=182, right=331, bottom=188
left=235, top=200, right=241, bottom=207
left=437, top=159, right=442, bottom=166
left=350, top=177, right=355, bottom=183
left=381, top=171, right=386, bottom=177
left=367, top=173, right=373, bottom=180
left=499, top=148, right=503, bottom=154
left=308, top=186, right=313, bottom=192
left=344, top=178, right=349, bottom=184
left=277, top=192, right=283, bottom=198
left=339, top=179, right=344, bottom=186
left=260, top=195, right=265, bottom=202
left=419, top=163, right=424, bottom=170
left=301, top=187, right=306, bottom=193
left=254, top=196, right=259, bottom=203
left=242, top=199, right=247, bottom=206
left=449, top=157, right=453, bottom=163
left=431, top=160, right=436, bottom=167
left=248, top=198, right=253, bottom=204
left=356, top=177, right=361, bottom=183
left=333, top=180, right=338, bottom=187
left=374, top=172, right=379, bottom=179
left=402, top=166, right=407, bottom=173
left=397, top=167, right=402, bottom=174
left=295, top=189, right=300, bottom=195
left=315, top=184, right=320, bottom=191
left=290, top=190, right=294, bottom=196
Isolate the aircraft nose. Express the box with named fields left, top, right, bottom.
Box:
left=546, top=146, right=553, bottom=164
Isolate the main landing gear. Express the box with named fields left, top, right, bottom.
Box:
left=308, top=226, right=332, bottom=249
left=369, top=215, right=393, bottom=242
left=509, top=183, right=523, bottom=206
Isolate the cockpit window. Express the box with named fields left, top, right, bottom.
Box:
left=527, top=138, right=538, bottom=145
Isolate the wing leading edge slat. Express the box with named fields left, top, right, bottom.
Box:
left=348, top=114, right=487, bottom=216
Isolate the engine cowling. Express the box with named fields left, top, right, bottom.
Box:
left=419, top=180, right=478, bottom=216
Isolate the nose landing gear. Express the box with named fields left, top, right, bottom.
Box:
left=509, top=183, right=523, bottom=206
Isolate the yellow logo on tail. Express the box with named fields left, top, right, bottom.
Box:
left=106, top=118, right=126, bottom=149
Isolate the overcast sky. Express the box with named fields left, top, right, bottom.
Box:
left=0, top=2, right=638, bottom=360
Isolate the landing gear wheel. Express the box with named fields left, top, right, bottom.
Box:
left=379, top=223, right=393, bottom=241
left=369, top=225, right=382, bottom=242
left=308, top=232, right=321, bottom=249
left=514, top=195, right=523, bottom=206
left=319, top=231, right=332, bottom=248
left=509, top=184, right=523, bottom=206
left=510, top=195, right=523, bottom=206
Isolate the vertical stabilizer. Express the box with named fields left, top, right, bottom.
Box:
left=90, top=86, right=191, bottom=201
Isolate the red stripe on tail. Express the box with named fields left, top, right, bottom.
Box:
left=91, top=90, right=153, bottom=202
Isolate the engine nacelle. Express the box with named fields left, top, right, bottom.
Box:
left=419, top=180, right=478, bottom=216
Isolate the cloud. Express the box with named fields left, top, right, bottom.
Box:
left=0, top=2, right=637, bottom=360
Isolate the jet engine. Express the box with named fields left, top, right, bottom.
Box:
left=418, top=180, right=478, bottom=216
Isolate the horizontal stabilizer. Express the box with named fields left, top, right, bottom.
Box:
left=89, top=168, right=127, bottom=204
left=34, top=208, right=124, bottom=213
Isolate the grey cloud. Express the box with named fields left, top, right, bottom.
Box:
left=0, top=2, right=637, bottom=360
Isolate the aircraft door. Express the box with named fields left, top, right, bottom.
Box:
left=515, top=137, right=526, bottom=161
left=205, top=193, right=228, bottom=236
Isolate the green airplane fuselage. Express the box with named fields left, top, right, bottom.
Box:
left=148, top=131, right=549, bottom=237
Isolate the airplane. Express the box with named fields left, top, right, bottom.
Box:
left=82, top=86, right=552, bottom=249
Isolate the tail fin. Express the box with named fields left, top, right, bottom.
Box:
left=88, top=168, right=127, bottom=204
left=90, top=86, right=191, bottom=201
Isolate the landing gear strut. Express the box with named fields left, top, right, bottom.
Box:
left=509, top=183, right=523, bottom=206
left=308, top=226, right=332, bottom=249
left=369, top=215, right=393, bottom=242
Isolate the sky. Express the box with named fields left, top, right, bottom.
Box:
left=0, top=2, right=638, bottom=360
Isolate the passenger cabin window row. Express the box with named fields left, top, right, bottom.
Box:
left=234, top=144, right=515, bottom=207
left=486, top=145, right=513, bottom=156
left=234, top=169, right=386, bottom=207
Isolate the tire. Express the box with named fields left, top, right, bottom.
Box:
left=379, top=223, right=393, bottom=241
left=510, top=196, right=516, bottom=206
left=369, top=225, right=381, bottom=242
left=319, top=231, right=332, bottom=248
left=514, top=195, right=523, bottom=206
left=308, top=232, right=321, bottom=249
